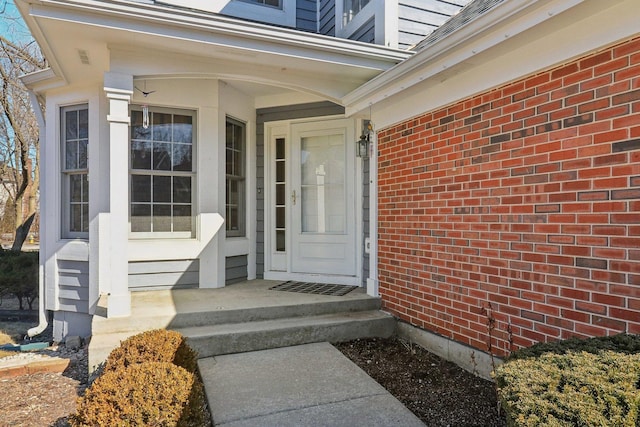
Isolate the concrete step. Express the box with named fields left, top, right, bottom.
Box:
left=179, top=310, right=397, bottom=359
left=92, top=296, right=381, bottom=335
left=88, top=310, right=396, bottom=372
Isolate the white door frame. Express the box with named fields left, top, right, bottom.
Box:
left=263, top=117, right=363, bottom=286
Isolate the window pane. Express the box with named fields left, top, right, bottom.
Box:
left=70, top=204, right=82, bottom=232
left=66, top=111, right=78, bottom=140
left=228, top=179, right=238, bottom=205
left=226, top=149, right=233, bottom=175
left=153, top=175, right=171, bottom=203
left=153, top=142, right=172, bottom=170
left=65, top=141, right=77, bottom=170
left=131, top=141, right=152, bottom=170
left=79, top=109, right=89, bottom=139
left=152, top=112, right=172, bottom=141
left=131, top=111, right=151, bottom=141
left=131, top=175, right=151, bottom=202
left=173, top=205, right=192, bottom=232
left=276, top=161, right=285, bottom=182
left=300, top=134, right=345, bottom=233
left=233, top=150, right=243, bottom=175
left=276, top=183, right=285, bottom=205
left=153, top=204, right=171, bottom=232
left=81, top=174, right=89, bottom=202
left=82, top=204, right=89, bottom=233
left=173, top=115, right=192, bottom=143
left=276, top=206, right=285, bottom=229
left=173, top=143, right=192, bottom=171
left=227, top=207, right=238, bottom=231
left=173, top=176, right=191, bottom=204
left=70, top=174, right=83, bottom=203
left=276, top=138, right=285, bottom=159
left=131, top=204, right=151, bottom=232
left=276, top=230, right=285, bottom=252
left=78, top=140, right=88, bottom=169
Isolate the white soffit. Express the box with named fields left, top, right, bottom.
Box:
left=23, top=0, right=411, bottom=71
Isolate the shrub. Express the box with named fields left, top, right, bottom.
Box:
left=75, top=330, right=210, bottom=427
left=0, top=250, right=38, bottom=310
left=507, top=333, right=640, bottom=360
left=495, top=350, right=640, bottom=426
left=104, top=329, right=198, bottom=374
left=71, top=362, right=194, bottom=426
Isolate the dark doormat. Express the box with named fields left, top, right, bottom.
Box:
left=269, top=281, right=357, bottom=296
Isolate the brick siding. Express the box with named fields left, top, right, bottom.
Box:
left=377, top=37, right=640, bottom=357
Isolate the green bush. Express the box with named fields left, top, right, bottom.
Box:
left=0, top=250, right=38, bottom=310
left=71, top=362, right=195, bottom=426
left=507, top=333, right=640, bottom=360
left=495, top=347, right=640, bottom=426
left=104, top=329, right=198, bottom=374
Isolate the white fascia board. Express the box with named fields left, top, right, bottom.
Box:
left=343, top=0, right=586, bottom=115
left=28, top=0, right=412, bottom=70
left=15, top=0, right=68, bottom=87
left=20, top=68, right=65, bottom=92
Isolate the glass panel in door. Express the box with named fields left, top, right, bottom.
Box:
left=300, top=134, right=346, bottom=234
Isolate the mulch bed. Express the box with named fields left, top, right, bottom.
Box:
left=335, top=337, right=506, bottom=427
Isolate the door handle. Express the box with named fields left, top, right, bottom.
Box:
left=291, top=190, right=297, bottom=205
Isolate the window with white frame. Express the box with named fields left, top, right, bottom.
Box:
left=242, top=0, right=281, bottom=8
left=130, top=107, right=196, bottom=236
left=225, top=117, right=246, bottom=237
left=61, top=105, right=89, bottom=238
left=343, top=0, right=370, bottom=24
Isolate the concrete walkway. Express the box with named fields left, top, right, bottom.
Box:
left=199, top=342, right=425, bottom=427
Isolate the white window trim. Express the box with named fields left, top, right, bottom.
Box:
left=128, top=105, right=198, bottom=239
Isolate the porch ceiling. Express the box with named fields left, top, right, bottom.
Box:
left=17, top=0, right=412, bottom=102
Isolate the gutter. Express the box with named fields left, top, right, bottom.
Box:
left=25, top=89, right=48, bottom=339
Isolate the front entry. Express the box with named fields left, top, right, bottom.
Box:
left=265, top=118, right=359, bottom=284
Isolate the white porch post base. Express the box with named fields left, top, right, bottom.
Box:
left=106, top=292, right=133, bottom=317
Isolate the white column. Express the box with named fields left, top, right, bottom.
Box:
left=367, top=127, right=379, bottom=297
left=103, top=72, right=133, bottom=317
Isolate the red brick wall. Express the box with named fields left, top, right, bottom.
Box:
left=377, top=37, right=640, bottom=357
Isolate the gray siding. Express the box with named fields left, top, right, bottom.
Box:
left=255, top=101, right=345, bottom=278
left=57, top=260, right=89, bottom=312
left=128, top=259, right=199, bottom=290
left=362, top=156, right=370, bottom=286
left=225, top=255, right=248, bottom=285
left=349, top=18, right=375, bottom=44
left=399, top=0, right=471, bottom=50
left=319, top=0, right=335, bottom=36
left=296, top=0, right=317, bottom=32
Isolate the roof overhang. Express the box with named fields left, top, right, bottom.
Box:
left=16, top=0, right=412, bottom=102
left=343, top=0, right=636, bottom=116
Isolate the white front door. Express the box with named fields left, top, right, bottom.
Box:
left=265, top=118, right=358, bottom=283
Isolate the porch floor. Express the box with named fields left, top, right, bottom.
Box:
left=124, top=279, right=371, bottom=317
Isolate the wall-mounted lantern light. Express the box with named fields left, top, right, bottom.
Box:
left=356, top=120, right=372, bottom=159
left=356, top=132, right=369, bottom=158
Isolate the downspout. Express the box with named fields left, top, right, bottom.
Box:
left=26, top=89, right=48, bottom=338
